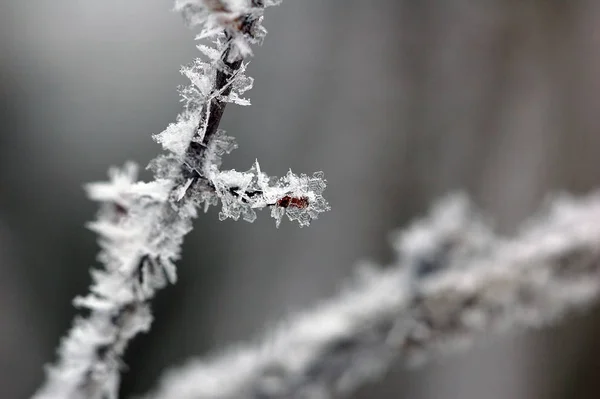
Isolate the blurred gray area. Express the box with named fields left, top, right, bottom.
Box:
left=2, top=0, right=600, bottom=398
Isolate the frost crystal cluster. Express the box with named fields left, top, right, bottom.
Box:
left=34, top=1, right=329, bottom=398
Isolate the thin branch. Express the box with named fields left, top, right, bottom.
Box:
left=33, top=2, right=314, bottom=398
left=145, top=193, right=600, bottom=399
left=183, top=40, right=243, bottom=181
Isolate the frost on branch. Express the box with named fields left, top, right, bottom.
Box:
left=36, top=1, right=328, bottom=397
left=153, top=61, right=329, bottom=227
left=208, top=160, right=329, bottom=226
left=151, top=5, right=330, bottom=227
left=152, top=130, right=330, bottom=227
left=34, top=164, right=195, bottom=399
left=174, top=0, right=282, bottom=59
left=145, top=193, right=600, bottom=399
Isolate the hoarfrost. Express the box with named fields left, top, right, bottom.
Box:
left=35, top=1, right=328, bottom=398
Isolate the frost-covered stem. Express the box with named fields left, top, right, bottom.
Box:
left=200, top=49, right=240, bottom=145
left=33, top=1, right=322, bottom=398
left=184, top=43, right=240, bottom=177
left=146, top=193, right=600, bottom=399
left=32, top=164, right=189, bottom=399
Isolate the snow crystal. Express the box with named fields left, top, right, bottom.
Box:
left=153, top=114, right=200, bottom=157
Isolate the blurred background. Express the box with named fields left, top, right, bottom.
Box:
left=2, top=0, right=600, bottom=397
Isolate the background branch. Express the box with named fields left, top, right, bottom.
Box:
left=146, top=193, right=600, bottom=399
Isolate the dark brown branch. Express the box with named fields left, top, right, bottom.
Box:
left=182, top=48, right=242, bottom=180
left=183, top=14, right=262, bottom=182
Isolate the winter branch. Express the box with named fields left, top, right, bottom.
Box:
left=145, top=193, right=600, bottom=399
left=34, top=1, right=328, bottom=398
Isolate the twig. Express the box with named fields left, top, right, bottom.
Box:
left=144, top=193, right=600, bottom=399
left=33, top=1, right=328, bottom=398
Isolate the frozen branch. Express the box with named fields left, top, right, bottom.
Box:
left=34, top=1, right=328, bottom=398
left=145, top=193, right=600, bottom=399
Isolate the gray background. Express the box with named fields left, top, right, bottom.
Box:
left=2, top=0, right=600, bottom=398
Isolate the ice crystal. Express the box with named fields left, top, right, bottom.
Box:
left=174, top=0, right=282, bottom=60
left=196, top=150, right=330, bottom=227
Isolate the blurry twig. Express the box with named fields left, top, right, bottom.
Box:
left=145, top=193, right=600, bottom=399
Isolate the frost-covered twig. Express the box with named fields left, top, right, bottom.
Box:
left=145, top=193, right=600, bottom=399
left=34, top=1, right=328, bottom=398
